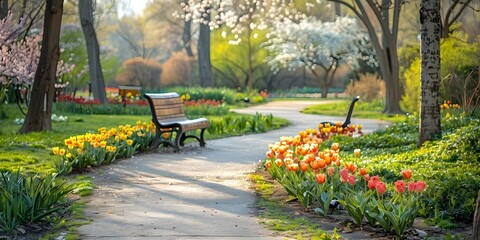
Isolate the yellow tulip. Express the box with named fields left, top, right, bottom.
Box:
left=52, top=147, right=59, bottom=155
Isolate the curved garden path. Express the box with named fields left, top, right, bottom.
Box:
left=77, top=100, right=390, bottom=239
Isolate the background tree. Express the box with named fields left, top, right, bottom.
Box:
left=19, top=0, right=64, bottom=133
left=419, top=0, right=441, bottom=145
left=264, top=17, right=372, bottom=98
left=79, top=0, right=107, bottom=104
left=440, top=0, right=478, bottom=38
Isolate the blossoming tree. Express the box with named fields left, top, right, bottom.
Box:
left=264, top=16, right=373, bottom=98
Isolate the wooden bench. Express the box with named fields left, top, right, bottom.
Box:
left=320, top=96, right=360, bottom=128
left=144, top=92, right=209, bottom=152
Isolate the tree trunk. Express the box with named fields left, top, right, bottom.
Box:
left=473, top=190, right=480, bottom=240
left=182, top=0, right=193, bottom=57
left=0, top=0, right=8, bottom=19
left=419, top=0, right=441, bottom=146
left=198, top=11, right=213, bottom=87
left=19, top=0, right=64, bottom=134
left=334, top=3, right=341, bottom=16
left=79, top=0, right=107, bottom=104
left=246, top=26, right=253, bottom=89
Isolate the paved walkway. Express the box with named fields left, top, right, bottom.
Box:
left=77, top=100, right=390, bottom=239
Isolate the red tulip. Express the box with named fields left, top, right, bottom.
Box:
left=339, top=168, right=349, bottom=181
left=359, top=168, right=367, bottom=176
left=395, top=180, right=406, bottom=193
left=408, top=182, right=416, bottom=192
left=363, top=174, right=370, bottom=181
left=347, top=175, right=356, bottom=186
left=375, top=182, right=387, bottom=195
left=315, top=173, right=326, bottom=184
left=415, top=181, right=426, bottom=192
left=402, top=169, right=412, bottom=179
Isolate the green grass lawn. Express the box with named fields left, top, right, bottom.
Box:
left=300, top=99, right=408, bottom=124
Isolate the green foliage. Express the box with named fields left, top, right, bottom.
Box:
left=206, top=113, right=278, bottom=136
left=399, top=31, right=479, bottom=114
left=0, top=172, right=74, bottom=232
left=400, top=58, right=421, bottom=113
left=53, top=102, right=151, bottom=115
left=211, top=28, right=271, bottom=89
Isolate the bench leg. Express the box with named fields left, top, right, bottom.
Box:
left=172, top=129, right=182, bottom=153
left=151, top=129, right=162, bottom=149
left=180, top=129, right=207, bottom=148
left=199, top=128, right=206, bottom=147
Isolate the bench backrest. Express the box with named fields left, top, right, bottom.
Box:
left=144, top=93, right=186, bottom=123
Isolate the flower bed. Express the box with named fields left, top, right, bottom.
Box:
left=263, top=127, right=427, bottom=237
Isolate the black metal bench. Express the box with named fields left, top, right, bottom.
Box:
left=144, top=92, right=209, bottom=152
left=320, top=96, right=360, bottom=128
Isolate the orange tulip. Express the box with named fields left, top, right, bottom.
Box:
left=395, top=180, right=406, bottom=193
left=359, top=168, right=367, bottom=176
left=335, top=159, right=341, bottom=167
left=332, top=142, right=339, bottom=151
left=317, top=159, right=326, bottom=169
left=315, top=173, right=326, bottom=184
left=289, top=163, right=299, bottom=172
left=327, top=167, right=335, bottom=176
left=275, top=159, right=283, bottom=167
left=402, top=169, right=412, bottom=179
left=264, top=161, right=271, bottom=169
left=354, top=149, right=361, bottom=158
left=299, top=161, right=309, bottom=172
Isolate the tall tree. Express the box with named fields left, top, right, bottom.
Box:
left=79, top=0, right=107, bottom=104
left=181, top=0, right=194, bottom=57
left=198, top=8, right=213, bottom=87
left=0, top=0, right=7, bottom=19
left=19, top=0, right=64, bottom=133
left=328, top=0, right=403, bottom=113
left=419, top=0, right=441, bottom=145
